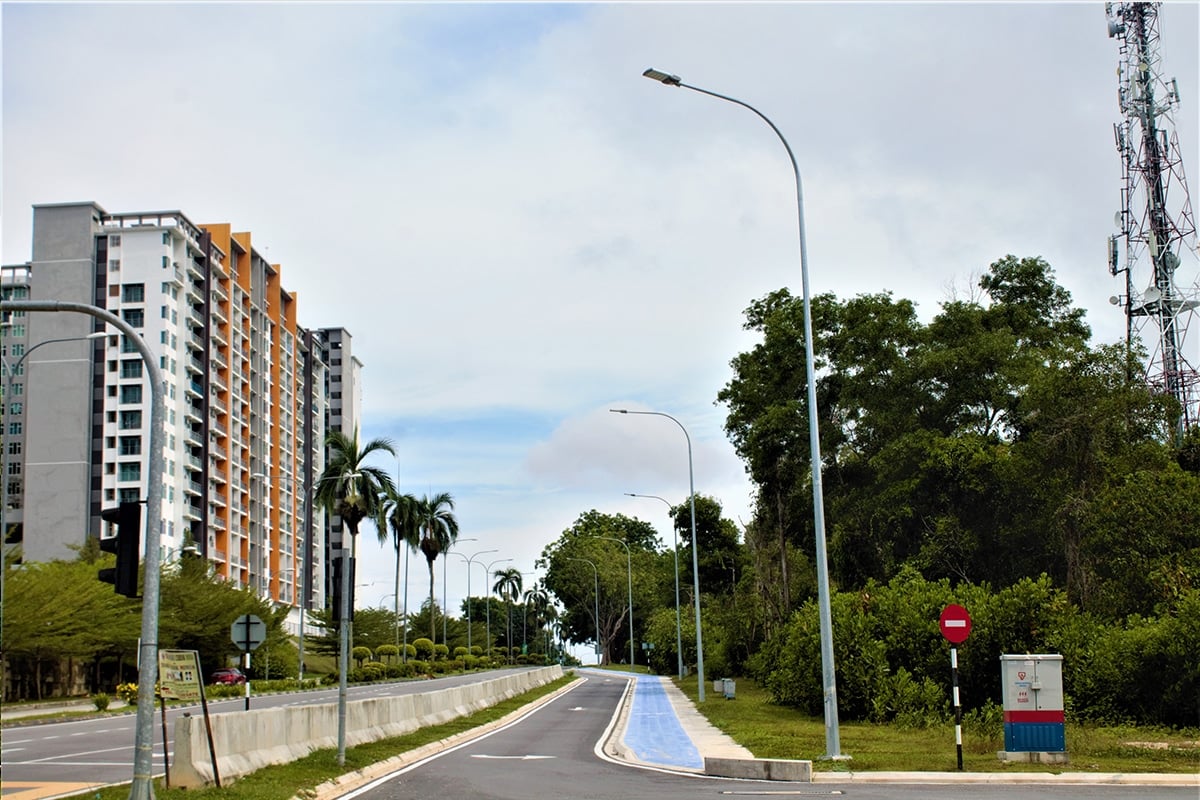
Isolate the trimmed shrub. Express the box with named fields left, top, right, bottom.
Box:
left=434, top=644, right=450, bottom=661
left=92, top=693, right=111, bottom=711
left=412, top=638, right=435, bottom=661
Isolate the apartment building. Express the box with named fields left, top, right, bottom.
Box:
left=1, top=201, right=359, bottom=631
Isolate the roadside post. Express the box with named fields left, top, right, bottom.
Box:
left=158, top=649, right=220, bottom=787
left=938, top=603, right=972, bottom=770
left=230, top=614, right=267, bottom=710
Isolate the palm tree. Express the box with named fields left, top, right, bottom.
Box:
left=414, top=492, right=459, bottom=641
left=524, top=584, right=550, bottom=655
left=315, top=428, right=396, bottom=624
left=492, top=567, right=523, bottom=663
left=381, top=488, right=420, bottom=657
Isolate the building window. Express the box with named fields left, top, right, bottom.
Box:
left=122, top=309, right=144, bottom=328
left=119, top=385, right=142, bottom=404
left=121, top=336, right=138, bottom=354
left=6, top=460, right=20, bottom=475
left=9, top=383, right=22, bottom=397
left=122, top=284, right=145, bottom=303
left=107, top=386, right=117, bottom=398
left=110, top=234, right=121, bottom=247
left=119, top=410, right=142, bottom=429
left=9, top=344, right=24, bottom=358
left=105, top=462, right=115, bottom=474
left=7, top=480, right=19, bottom=498
left=110, top=259, right=121, bottom=272
left=9, top=402, right=21, bottom=415
left=119, top=488, right=139, bottom=504
left=118, top=462, right=141, bottom=482
left=105, top=489, right=115, bottom=502
left=162, top=232, right=170, bottom=245
left=7, top=441, right=20, bottom=456
left=120, top=361, right=143, bottom=379
left=8, top=325, right=24, bottom=337
left=162, top=256, right=170, bottom=269
left=8, top=422, right=21, bottom=435
left=118, top=436, right=141, bottom=456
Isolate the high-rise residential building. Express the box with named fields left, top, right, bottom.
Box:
left=0, top=201, right=360, bottom=633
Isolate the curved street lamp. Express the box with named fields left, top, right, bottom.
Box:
left=454, top=548, right=498, bottom=653
left=585, top=535, right=634, bottom=669
left=1, top=330, right=108, bottom=662
left=625, top=492, right=683, bottom=678
left=610, top=408, right=704, bottom=701
left=566, top=556, right=601, bottom=665
left=481, top=557, right=512, bottom=658
left=443, top=537, right=477, bottom=645
left=641, top=67, right=842, bottom=756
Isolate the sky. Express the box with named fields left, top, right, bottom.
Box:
left=3, top=2, right=1198, bottom=638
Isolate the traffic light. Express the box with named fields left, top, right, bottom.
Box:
left=98, top=501, right=141, bottom=598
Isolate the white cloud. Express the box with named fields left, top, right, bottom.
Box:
left=4, top=1, right=1197, bottom=612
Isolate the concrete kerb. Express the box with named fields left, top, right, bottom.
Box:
left=297, top=674, right=586, bottom=800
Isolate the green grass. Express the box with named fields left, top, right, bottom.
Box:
left=591, top=663, right=653, bottom=675
left=676, top=677, right=1200, bottom=774
left=80, top=673, right=576, bottom=800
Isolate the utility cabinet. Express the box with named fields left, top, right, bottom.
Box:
left=999, top=654, right=1066, bottom=761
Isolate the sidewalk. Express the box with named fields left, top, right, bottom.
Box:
left=589, top=669, right=750, bottom=772
left=595, top=669, right=1199, bottom=787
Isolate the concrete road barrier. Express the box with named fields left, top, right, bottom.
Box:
left=171, top=666, right=564, bottom=788
left=704, top=756, right=813, bottom=781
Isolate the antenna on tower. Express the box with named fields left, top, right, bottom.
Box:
left=1106, top=2, right=1199, bottom=438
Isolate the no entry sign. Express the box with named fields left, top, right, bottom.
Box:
left=939, top=604, right=972, bottom=644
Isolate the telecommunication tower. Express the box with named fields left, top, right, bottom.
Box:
left=1106, top=2, right=1199, bottom=437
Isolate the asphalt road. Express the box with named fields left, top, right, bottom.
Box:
left=341, top=673, right=1198, bottom=800
left=0, top=668, right=534, bottom=798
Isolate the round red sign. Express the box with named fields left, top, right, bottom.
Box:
left=939, top=604, right=972, bottom=644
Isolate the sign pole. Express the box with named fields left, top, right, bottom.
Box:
left=951, top=646, right=963, bottom=770
left=159, top=694, right=171, bottom=788
left=938, top=604, right=972, bottom=772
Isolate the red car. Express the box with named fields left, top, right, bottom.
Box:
left=210, top=667, right=247, bottom=685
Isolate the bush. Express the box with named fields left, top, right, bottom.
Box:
left=463, top=654, right=479, bottom=670
left=434, top=644, right=450, bottom=661
left=92, top=693, right=111, bottom=711
left=470, top=645, right=483, bottom=657
left=454, top=646, right=469, bottom=659
left=115, top=682, right=139, bottom=705
left=412, top=638, right=435, bottom=661
left=376, top=644, right=400, bottom=664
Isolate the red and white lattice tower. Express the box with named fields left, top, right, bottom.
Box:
left=1107, top=2, right=1199, bottom=437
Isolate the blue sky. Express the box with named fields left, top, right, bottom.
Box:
left=4, top=2, right=1198, bottom=643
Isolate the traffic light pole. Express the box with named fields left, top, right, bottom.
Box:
left=0, top=301, right=166, bottom=800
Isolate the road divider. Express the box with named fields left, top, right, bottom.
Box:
left=171, top=666, right=564, bottom=788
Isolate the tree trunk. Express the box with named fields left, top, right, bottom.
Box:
left=428, top=558, right=437, bottom=642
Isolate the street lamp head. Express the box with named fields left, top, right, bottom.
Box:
left=85, top=331, right=109, bottom=340
left=643, top=68, right=682, bottom=86
left=609, top=408, right=628, bottom=414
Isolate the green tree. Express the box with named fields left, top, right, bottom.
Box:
left=539, top=510, right=661, bottom=664
left=316, top=427, right=396, bottom=628
left=382, top=488, right=420, bottom=653
left=414, top=492, right=459, bottom=642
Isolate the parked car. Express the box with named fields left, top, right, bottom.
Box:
left=210, top=667, right=247, bottom=685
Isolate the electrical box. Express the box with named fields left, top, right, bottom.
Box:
left=1000, top=654, right=1065, bottom=754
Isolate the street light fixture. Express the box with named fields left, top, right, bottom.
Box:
left=626, top=492, right=683, bottom=678
left=585, top=535, right=634, bottom=669
left=610, top=408, right=705, bottom=701
left=454, top=548, right=498, bottom=653
left=483, top=557, right=513, bottom=659
left=1, top=330, right=108, bottom=655
left=640, top=67, right=842, bottom=756
left=443, top=537, right=477, bottom=645
left=566, top=556, right=601, bottom=665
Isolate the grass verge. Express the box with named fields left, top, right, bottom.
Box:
left=675, top=676, right=1200, bottom=774
left=83, top=673, right=576, bottom=800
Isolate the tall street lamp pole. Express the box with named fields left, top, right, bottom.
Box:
left=455, top=548, right=498, bottom=653
left=566, top=556, right=601, bottom=665
left=626, top=492, right=683, bottom=678
left=443, top=537, right=477, bottom=645
left=610, top=408, right=705, bottom=701
left=586, top=536, right=634, bottom=669
left=641, top=67, right=842, bottom=756
left=481, top=557, right=511, bottom=658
